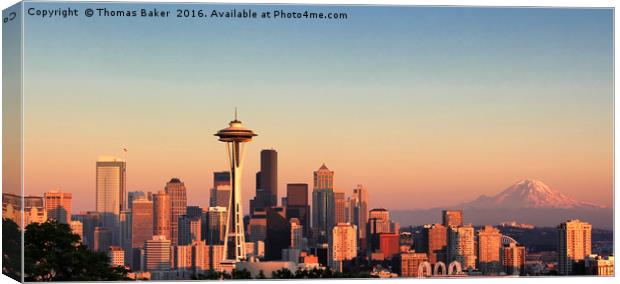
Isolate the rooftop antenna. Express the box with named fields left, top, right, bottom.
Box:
left=235, top=107, right=238, bottom=121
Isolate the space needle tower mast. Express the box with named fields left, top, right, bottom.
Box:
left=215, top=109, right=257, bottom=263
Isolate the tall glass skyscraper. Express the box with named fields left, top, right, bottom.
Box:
left=312, top=164, right=335, bottom=244
left=165, top=178, right=187, bottom=246
left=95, top=156, right=126, bottom=245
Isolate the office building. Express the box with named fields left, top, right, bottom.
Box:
left=289, top=218, right=303, bottom=250
left=252, top=149, right=278, bottom=212
left=312, top=164, right=335, bottom=243
left=379, top=233, right=400, bottom=260
left=94, top=226, right=113, bottom=253
left=348, top=185, right=368, bottom=249
left=145, top=235, right=172, bottom=272
left=44, top=190, right=72, bottom=224
left=265, top=207, right=290, bottom=260
left=127, top=191, right=149, bottom=210
left=152, top=191, right=171, bottom=240
left=285, top=183, right=310, bottom=237
left=165, top=178, right=187, bottom=246
left=178, top=215, right=201, bottom=245
left=334, top=192, right=346, bottom=225
left=558, top=219, right=592, bottom=275
left=210, top=172, right=231, bottom=209
left=96, top=156, right=126, bottom=245
left=131, top=198, right=153, bottom=249
left=204, top=206, right=227, bottom=245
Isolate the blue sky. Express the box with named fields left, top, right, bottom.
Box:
left=20, top=3, right=613, bottom=212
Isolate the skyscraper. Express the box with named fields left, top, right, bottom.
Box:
left=23, top=195, right=46, bottom=226
left=290, top=218, right=304, bottom=250
left=285, top=183, right=310, bottom=237
left=127, top=191, right=149, bottom=210
left=96, top=156, right=126, bottom=245
left=44, top=190, right=72, bottom=224
left=131, top=198, right=153, bottom=249
left=312, top=164, right=335, bottom=243
left=442, top=210, right=463, bottom=227
left=210, top=172, right=231, bottom=209
left=447, top=225, right=476, bottom=270
left=152, top=191, right=171, bottom=240
left=165, top=178, right=187, bottom=246
left=250, top=149, right=278, bottom=214
left=265, top=207, right=290, bottom=261
left=334, top=192, right=346, bottom=225
left=348, top=185, right=368, bottom=248
left=558, top=219, right=592, bottom=275
left=204, top=206, right=227, bottom=245
left=329, top=223, right=357, bottom=272
left=477, top=225, right=502, bottom=275
left=178, top=215, right=201, bottom=245
left=215, top=113, right=257, bottom=262
left=108, top=246, right=125, bottom=267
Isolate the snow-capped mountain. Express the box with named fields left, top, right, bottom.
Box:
left=459, top=179, right=605, bottom=209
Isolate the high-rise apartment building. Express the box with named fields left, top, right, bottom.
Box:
left=558, top=219, right=592, bottom=275
left=447, top=225, right=476, bottom=270
left=44, top=190, right=72, bottom=224
left=442, top=210, right=463, bottom=227
left=152, top=191, right=171, bottom=240
left=503, top=242, right=525, bottom=275
left=312, top=164, right=335, bottom=243
left=424, top=224, right=448, bottom=264
left=477, top=225, right=502, bottom=275
left=165, top=178, right=187, bottom=246
left=396, top=251, right=429, bottom=277
left=329, top=223, right=357, bottom=272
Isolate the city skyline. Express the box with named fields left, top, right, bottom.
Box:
left=20, top=4, right=613, bottom=213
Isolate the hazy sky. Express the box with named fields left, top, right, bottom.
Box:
left=21, top=3, right=613, bottom=213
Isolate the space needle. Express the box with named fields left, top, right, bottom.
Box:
left=215, top=109, right=257, bottom=263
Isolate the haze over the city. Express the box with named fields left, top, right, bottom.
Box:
left=20, top=4, right=612, bottom=213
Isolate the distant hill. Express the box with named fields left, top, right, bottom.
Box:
left=391, top=179, right=612, bottom=229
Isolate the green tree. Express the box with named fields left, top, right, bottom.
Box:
left=272, top=268, right=294, bottom=279
left=2, top=218, right=21, bottom=281
left=256, top=270, right=267, bottom=279
left=24, top=220, right=130, bottom=281
left=231, top=268, right=252, bottom=279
